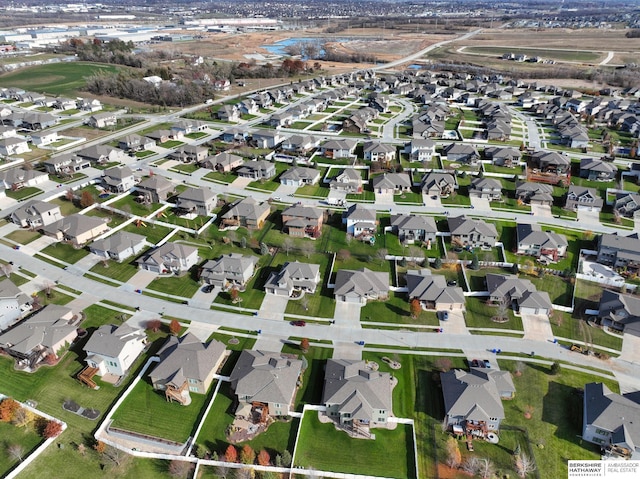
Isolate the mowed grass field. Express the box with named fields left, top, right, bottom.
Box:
left=0, top=62, right=123, bottom=97
left=464, top=46, right=603, bottom=63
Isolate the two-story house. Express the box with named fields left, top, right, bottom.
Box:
left=221, top=197, right=270, bottom=230
left=516, top=223, right=568, bottom=263
left=136, top=242, right=199, bottom=275
left=448, top=215, right=498, bottom=249
left=200, top=253, right=259, bottom=290
left=174, top=187, right=217, bottom=216
left=281, top=205, right=324, bottom=239
left=83, top=324, right=147, bottom=378
left=264, top=261, right=321, bottom=296
left=390, top=214, right=438, bottom=245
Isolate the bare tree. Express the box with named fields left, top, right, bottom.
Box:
left=168, top=459, right=193, bottom=478
left=461, top=457, right=480, bottom=475
left=515, top=451, right=537, bottom=478
left=408, top=246, right=424, bottom=266
left=477, top=458, right=496, bottom=479
left=1, top=263, right=12, bottom=278
left=214, top=465, right=231, bottom=479
left=300, top=295, right=309, bottom=311
left=337, top=249, right=351, bottom=261
left=7, top=444, right=24, bottom=463
left=282, top=237, right=294, bottom=256
left=376, top=248, right=388, bottom=265
left=496, top=295, right=510, bottom=321
left=300, top=241, right=315, bottom=259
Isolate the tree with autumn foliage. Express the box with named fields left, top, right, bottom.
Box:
left=42, top=420, right=63, bottom=438
left=169, top=319, right=181, bottom=336
left=300, top=338, right=310, bottom=353
left=224, top=444, right=238, bottom=463
left=410, top=298, right=422, bottom=319
left=146, top=319, right=162, bottom=333
left=0, top=398, right=19, bottom=422
left=240, top=444, right=255, bottom=464
left=80, top=190, right=95, bottom=208
left=94, top=441, right=106, bottom=454
left=257, top=449, right=271, bottom=466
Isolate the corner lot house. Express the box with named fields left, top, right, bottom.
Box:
left=89, top=231, right=147, bottom=262
left=150, top=333, right=227, bottom=406
left=229, top=350, right=303, bottom=422
left=583, top=382, right=640, bottom=459
left=323, top=359, right=393, bottom=431
left=200, top=253, right=258, bottom=290
left=0, top=305, right=77, bottom=368
left=11, top=200, right=62, bottom=228
left=441, top=367, right=516, bottom=438
left=83, top=324, right=147, bottom=378
left=406, top=269, right=465, bottom=311
left=0, top=278, right=33, bottom=331
left=334, top=268, right=389, bottom=304
left=264, top=261, right=321, bottom=296
left=137, top=242, right=199, bottom=275
left=42, top=214, right=110, bottom=246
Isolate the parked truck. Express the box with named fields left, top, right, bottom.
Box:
left=325, top=197, right=346, bottom=207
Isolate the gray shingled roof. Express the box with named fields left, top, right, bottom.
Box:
left=406, top=269, right=465, bottom=304
left=448, top=215, right=498, bottom=237
left=516, top=223, right=568, bottom=250
left=343, top=203, right=376, bottom=222
left=280, top=167, right=320, bottom=182
left=222, top=197, right=270, bottom=221
left=42, top=214, right=108, bottom=240
left=0, top=305, right=74, bottom=355
left=83, top=323, right=146, bottom=358
left=90, top=231, right=146, bottom=256
left=390, top=214, right=437, bottom=233
left=334, top=268, right=389, bottom=298
left=585, top=382, right=640, bottom=445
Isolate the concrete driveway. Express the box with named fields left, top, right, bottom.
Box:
left=441, top=310, right=469, bottom=335
left=332, top=341, right=363, bottom=360
left=522, top=313, right=554, bottom=341
left=258, top=294, right=289, bottom=320
left=470, top=196, right=491, bottom=210
left=333, top=301, right=362, bottom=328
left=422, top=193, right=441, bottom=208
left=531, top=204, right=553, bottom=218
left=124, top=270, right=157, bottom=291
left=253, top=333, right=286, bottom=351
left=230, top=177, right=253, bottom=188
left=618, top=333, right=640, bottom=365
left=375, top=192, right=394, bottom=205
left=577, top=208, right=602, bottom=228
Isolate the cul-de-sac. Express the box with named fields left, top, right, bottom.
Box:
left=1, top=2, right=640, bottom=479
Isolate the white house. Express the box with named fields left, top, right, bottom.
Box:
left=83, top=324, right=147, bottom=377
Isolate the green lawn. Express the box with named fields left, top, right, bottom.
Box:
left=88, top=256, right=140, bottom=283
left=526, top=273, right=574, bottom=307
left=464, top=296, right=523, bottom=331
left=159, top=140, right=184, bottom=149
left=281, top=343, right=333, bottom=411
left=146, top=271, right=201, bottom=299
left=110, top=376, right=210, bottom=443
left=50, top=197, right=83, bottom=216
left=394, top=191, right=423, bottom=205
left=441, top=189, right=471, bottom=206
left=195, top=381, right=296, bottom=458
left=361, top=292, right=439, bottom=326
left=203, top=170, right=237, bottom=184
left=295, top=184, right=330, bottom=198
left=110, top=193, right=164, bottom=217
left=5, top=229, right=41, bottom=244
left=0, top=62, right=122, bottom=97
left=122, top=223, right=174, bottom=245
left=0, top=421, right=44, bottom=478
left=294, top=413, right=416, bottom=479
left=5, top=187, right=43, bottom=201
left=39, top=243, right=89, bottom=264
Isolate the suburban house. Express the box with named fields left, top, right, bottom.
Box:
left=598, top=289, right=640, bottom=336
left=516, top=223, right=568, bottom=263
left=264, top=261, right=321, bottom=296
left=322, top=358, right=393, bottom=431
left=42, top=214, right=110, bottom=246
left=371, top=173, right=412, bottom=195
left=320, top=139, right=357, bottom=159
left=390, top=214, right=438, bottom=245
left=527, top=151, right=571, bottom=184
left=614, top=193, right=640, bottom=219
left=175, top=187, right=217, bottom=216
left=136, top=176, right=175, bottom=203
left=597, top=233, right=640, bottom=270
left=441, top=367, right=516, bottom=438
left=102, top=165, right=135, bottom=193
left=329, top=168, right=362, bottom=193
left=280, top=134, right=319, bottom=154
left=171, top=120, right=207, bottom=136
left=11, top=200, right=62, bottom=228
left=580, top=158, right=617, bottom=182
left=118, top=134, right=154, bottom=153
left=484, top=146, right=521, bottom=167
left=170, top=145, right=209, bottom=164
left=565, top=185, right=603, bottom=212
left=280, top=167, right=320, bottom=187
left=30, top=130, right=58, bottom=147
left=334, top=268, right=389, bottom=304
left=448, top=215, right=498, bottom=249
left=583, top=382, right=640, bottom=459
left=229, top=350, right=303, bottom=422
left=486, top=273, right=553, bottom=316
left=443, top=143, right=480, bottom=165
left=42, top=154, right=91, bottom=176
left=281, top=204, right=324, bottom=239
left=89, top=231, right=147, bottom=263
left=0, top=136, right=31, bottom=156
left=469, top=177, right=502, bottom=200
left=421, top=172, right=457, bottom=198
left=221, top=197, right=270, bottom=230
left=87, top=112, right=117, bottom=128
left=405, top=138, right=436, bottom=162
left=0, top=305, right=77, bottom=369
left=406, top=269, right=465, bottom=311
left=252, top=130, right=285, bottom=149
left=149, top=333, right=227, bottom=406
left=200, top=254, right=259, bottom=290
left=217, top=105, right=240, bottom=122
left=76, top=144, right=125, bottom=165
left=515, top=182, right=554, bottom=206
left=145, top=129, right=172, bottom=144
left=137, top=242, right=199, bottom=275
left=82, top=324, right=147, bottom=378
left=342, top=203, right=377, bottom=238
left=363, top=141, right=397, bottom=165
left=0, top=168, right=48, bottom=191
left=236, top=160, right=276, bottom=180
left=204, top=152, right=244, bottom=172
left=0, top=278, right=32, bottom=331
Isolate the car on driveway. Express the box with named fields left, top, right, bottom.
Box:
left=439, top=311, right=449, bottom=321
left=290, top=320, right=306, bottom=327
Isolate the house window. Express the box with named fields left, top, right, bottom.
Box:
left=189, top=386, right=198, bottom=392
left=188, top=379, right=197, bottom=384
left=595, top=428, right=608, bottom=436
left=343, top=413, right=351, bottom=418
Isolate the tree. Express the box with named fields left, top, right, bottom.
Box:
left=300, top=338, right=310, bottom=353
left=496, top=295, right=510, bottom=322
left=257, top=449, right=271, bottom=466
left=94, top=441, right=106, bottom=454
left=279, top=450, right=292, bottom=467
left=224, top=444, right=238, bottom=463
left=240, top=444, right=255, bottom=464
left=433, top=257, right=442, bottom=269
left=260, top=242, right=270, bottom=255
left=410, top=298, right=422, bottom=319
left=435, top=357, right=453, bottom=372
left=477, top=458, right=496, bottom=479
left=469, top=254, right=479, bottom=270
left=77, top=443, right=86, bottom=456
left=376, top=248, right=388, bottom=265
left=445, top=436, right=461, bottom=469
left=300, top=295, right=309, bottom=311
left=282, top=237, right=294, bottom=256
left=300, top=241, right=315, bottom=259
left=550, top=361, right=561, bottom=375
left=80, top=190, right=95, bottom=208
left=11, top=407, right=33, bottom=428
left=7, top=444, right=24, bottom=463
left=230, top=287, right=240, bottom=304
left=168, top=459, right=193, bottom=478
left=461, top=457, right=480, bottom=475
left=524, top=404, right=534, bottom=419
left=240, top=236, right=247, bottom=249
left=146, top=319, right=162, bottom=333
left=515, top=451, right=537, bottom=478
left=65, top=189, right=74, bottom=202
left=42, top=420, right=63, bottom=438
left=0, top=398, right=19, bottom=422
left=514, top=361, right=526, bottom=376
left=169, top=319, right=181, bottom=336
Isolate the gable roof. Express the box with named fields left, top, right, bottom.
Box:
left=448, top=215, right=497, bottom=238
left=585, top=382, right=640, bottom=445
left=137, top=242, right=197, bottom=267
left=222, top=197, right=270, bottom=221
left=83, top=323, right=146, bottom=358
left=0, top=305, right=74, bottom=355
left=516, top=223, right=568, bottom=249
left=334, top=268, right=389, bottom=297
left=406, top=269, right=465, bottom=304
left=343, top=203, right=376, bottom=222
left=42, top=214, right=108, bottom=239
left=390, top=214, right=437, bottom=233
left=90, top=231, right=146, bottom=255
